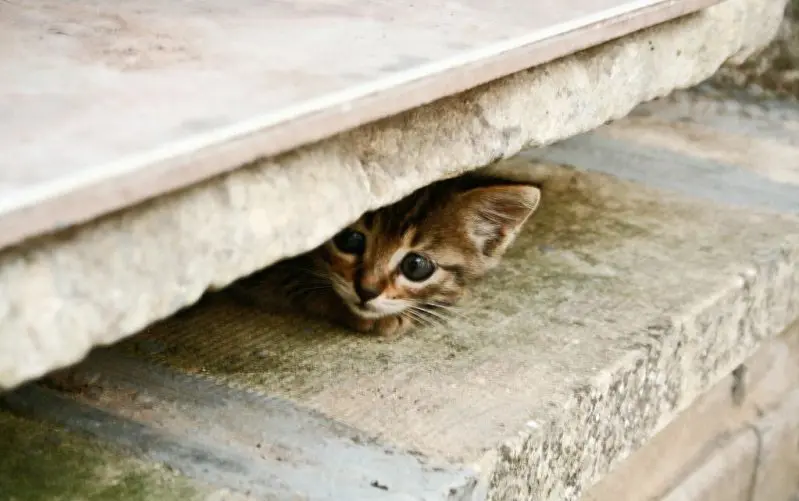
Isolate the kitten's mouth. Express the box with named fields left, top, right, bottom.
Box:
left=349, top=302, right=391, bottom=319
left=330, top=281, right=404, bottom=318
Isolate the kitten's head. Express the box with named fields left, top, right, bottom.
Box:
left=313, top=177, right=540, bottom=320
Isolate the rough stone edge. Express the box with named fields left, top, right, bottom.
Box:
left=479, top=245, right=799, bottom=500
left=709, top=0, right=799, bottom=99
left=0, top=0, right=787, bottom=389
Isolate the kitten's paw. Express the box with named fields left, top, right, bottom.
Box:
left=373, top=315, right=414, bottom=337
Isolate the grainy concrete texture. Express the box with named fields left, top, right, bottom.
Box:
left=584, top=322, right=799, bottom=501
left=1, top=86, right=799, bottom=500
left=0, top=0, right=789, bottom=389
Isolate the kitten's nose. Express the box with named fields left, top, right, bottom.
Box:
left=356, top=284, right=381, bottom=303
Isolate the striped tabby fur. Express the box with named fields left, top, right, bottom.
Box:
left=238, top=174, right=540, bottom=336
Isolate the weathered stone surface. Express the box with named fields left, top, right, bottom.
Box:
left=3, top=358, right=478, bottom=501
left=711, top=0, right=799, bottom=99
left=0, top=0, right=721, bottom=251
left=584, top=322, right=799, bottom=501
left=105, top=158, right=799, bottom=501
left=0, top=0, right=788, bottom=390
left=0, top=411, right=228, bottom=501
left=2, top=83, right=799, bottom=500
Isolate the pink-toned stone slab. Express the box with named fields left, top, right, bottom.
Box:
left=0, top=0, right=716, bottom=249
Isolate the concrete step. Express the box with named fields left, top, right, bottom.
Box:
left=2, top=84, right=798, bottom=500
left=0, top=0, right=788, bottom=390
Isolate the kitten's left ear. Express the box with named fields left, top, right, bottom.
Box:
left=457, top=184, right=541, bottom=260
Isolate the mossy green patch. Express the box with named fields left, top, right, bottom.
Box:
left=0, top=412, right=205, bottom=501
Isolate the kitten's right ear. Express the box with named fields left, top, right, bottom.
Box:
left=456, top=184, right=540, bottom=261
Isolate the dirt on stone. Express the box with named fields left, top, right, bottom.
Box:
left=709, top=0, right=799, bottom=100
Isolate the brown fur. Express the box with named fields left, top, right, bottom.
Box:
left=239, top=174, right=541, bottom=336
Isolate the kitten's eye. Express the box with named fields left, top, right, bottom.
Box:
left=333, top=229, right=366, bottom=255
left=400, top=252, right=435, bottom=282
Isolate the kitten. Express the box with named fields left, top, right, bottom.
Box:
left=238, top=174, right=540, bottom=336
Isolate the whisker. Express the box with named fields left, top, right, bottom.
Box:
left=402, top=307, right=433, bottom=326
left=413, top=305, right=450, bottom=322
left=286, top=284, right=333, bottom=301
left=425, top=302, right=469, bottom=321
left=410, top=306, right=449, bottom=327
left=427, top=300, right=460, bottom=309
left=326, top=274, right=349, bottom=288
left=399, top=311, right=418, bottom=326
left=425, top=301, right=462, bottom=312
left=301, top=269, right=334, bottom=280
left=282, top=279, right=331, bottom=292
left=403, top=309, right=436, bottom=329
left=287, top=268, right=333, bottom=282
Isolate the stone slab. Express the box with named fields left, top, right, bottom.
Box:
left=124, top=161, right=799, bottom=501
left=4, top=356, right=476, bottom=501
left=0, top=0, right=720, bottom=250
left=0, top=0, right=789, bottom=391
left=2, top=86, right=799, bottom=499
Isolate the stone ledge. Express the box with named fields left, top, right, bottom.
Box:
left=0, top=0, right=789, bottom=390
left=17, top=157, right=796, bottom=501
left=1, top=85, right=798, bottom=500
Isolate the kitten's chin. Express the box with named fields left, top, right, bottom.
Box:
left=347, top=303, right=393, bottom=320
